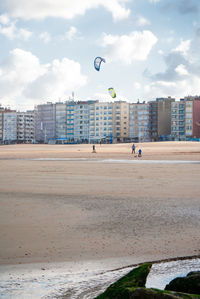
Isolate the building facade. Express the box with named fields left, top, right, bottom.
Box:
left=55, top=102, right=67, bottom=143
left=129, top=102, right=150, bottom=142
left=89, top=101, right=113, bottom=143
left=17, top=111, right=35, bottom=143
left=35, top=102, right=56, bottom=143
left=171, top=100, right=186, bottom=140
left=74, top=102, right=90, bottom=142
left=113, top=101, right=129, bottom=143
left=3, top=112, right=17, bottom=143
left=66, top=101, right=75, bottom=142
left=150, top=97, right=175, bottom=141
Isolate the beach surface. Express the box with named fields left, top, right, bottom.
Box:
left=0, top=141, right=200, bottom=266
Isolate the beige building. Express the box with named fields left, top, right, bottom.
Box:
left=113, top=101, right=129, bottom=143
left=89, top=101, right=113, bottom=143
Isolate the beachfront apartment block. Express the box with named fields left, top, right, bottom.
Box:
left=55, top=102, right=67, bottom=143
left=0, top=106, right=4, bottom=143
left=185, top=97, right=200, bottom=139
left=74, top=102, right=90, bottom=142
left=17, top=111, right=35, bottom=143
left=3, top=112, right=17, bottom=143
left=150, top=97, right=175, bottom=141
left=34, top=102, right=56, bottom=143
left=55, top=101, right=91, bottom=143
left=1, top=96, right=200, bottom=145
left=129, top=102, right=150, bottom=143
left=171, top=100, right=186, bottom=141
left=171, top=97, right=200, bottom=141
left=89, top=101, right=113, bottom=143
left=66, top=101, right=75, bottom=142
left=112, top=101, right=129, bottom=143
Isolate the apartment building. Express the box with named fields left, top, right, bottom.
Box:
left=89, top=101, right=113, bottom=143
left=74, top=102, right=90, bottom=142
left=3, top=112, right=17, bottom=143
left=0, top=106, right=4, bottom=143
left=55, top=102, right=67, bottom=143
left=0, top=106, right=15, bottom=143
left=66, top=101, right=75, bottom=142
left=150, top=97, right=175, bottom=141
left=129, top=101, right=150, bottom=142
left=193, top=98, right=200, bottom=138
left=17, top=111, right=35, bottom=143
left=184, top=97, right=200, bottom=139
left=35, top=102, right=56, bottom=143
left=113, top=101, right=129, bottom=143
left=171, top=100, right=186, bottom=141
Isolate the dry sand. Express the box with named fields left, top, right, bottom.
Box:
left=0, top=142, right=200, bottom=266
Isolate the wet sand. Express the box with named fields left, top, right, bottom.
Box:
left=0, top=142, right=200, bottom=266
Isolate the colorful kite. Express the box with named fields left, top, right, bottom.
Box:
left=108, top=87, right=116, bottom=98
left=94, top=56, right=106, bottom=71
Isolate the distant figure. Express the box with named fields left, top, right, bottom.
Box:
left=138, top=149, right=142, bottom=157
left=132, top=143, right=135, bottom=154
left=100, top=140, right=102, bottom=146
left=92, top=144, right=96, bottom=153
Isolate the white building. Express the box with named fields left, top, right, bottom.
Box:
left=185, top=100, right=193, bottom=138
left=74, top=102, right=90, bottom=142
left=17, top=111, right=35, bottom=143
left=89, top=101, right=113, bottom=143
left=171, top=100, right=185, bottom=140
left=3, top=112, right=17, bottom=143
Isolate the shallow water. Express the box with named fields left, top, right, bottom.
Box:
left=1, top=157, right=200, bottom=164
left=0, top=258, right=200, bottom=299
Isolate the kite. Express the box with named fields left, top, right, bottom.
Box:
left=108, top=87, right=116, bottom=98
left=94, top=56, right=106, bottom=71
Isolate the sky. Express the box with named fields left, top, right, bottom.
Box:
left=0, top=0, right=200, bottom=110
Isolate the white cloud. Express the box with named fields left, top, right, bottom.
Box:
left=0, top=49, right=87, bottom=109
left=2, top=0, right=130, bottom=21
left=145, top=76, right=200, bottom=100
left=158, top=49, right=164, bottom=55
left=0, top=16, right=32, bottom=40
left=175, top=64, right=188, bottom=76
left=134, top=82, right=141, bottom=89
left=137, top=16, right=151, bottom=27
left=0, top=14, right=10, bottom=25
left=173, top=39, right=191, bottom=57
left=101, top=30, right=158, bottom=64
left=149, top=0, right=160, bottom=3
left=39, top=32, right=51, bottom=43
left=64, top=26, right=79, bottom=41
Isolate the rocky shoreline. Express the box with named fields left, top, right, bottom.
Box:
left=95, top=263, right=200, bottom=298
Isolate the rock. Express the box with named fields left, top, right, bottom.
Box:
left=187, top=271, right=200, bottom=277
left=121, top=287, right=199, bottom=298
left=165, top=271, right=200, bottom=295
left=95, top=263, right=200, bottom=299
left=95, top=263, right=152, bottom=298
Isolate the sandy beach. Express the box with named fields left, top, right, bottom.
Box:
left=0, top=141, right=200, bottom=266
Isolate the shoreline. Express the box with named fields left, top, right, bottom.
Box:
left=0, top=255, right=200, bottom=299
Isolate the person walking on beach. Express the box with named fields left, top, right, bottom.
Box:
left=132, top=143, right=135, bottom=154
